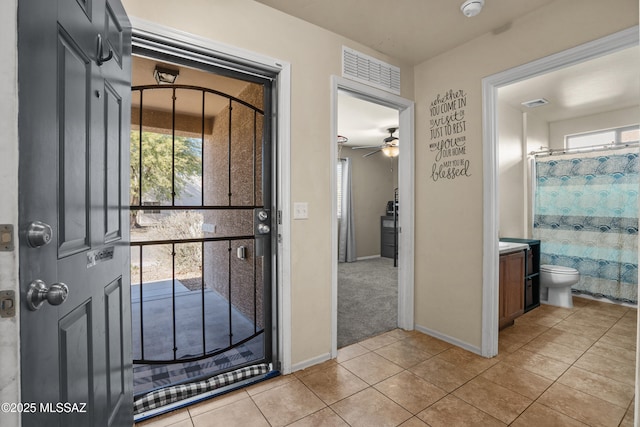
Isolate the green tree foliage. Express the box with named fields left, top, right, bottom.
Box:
left=130, top=131, right=202, bottom=207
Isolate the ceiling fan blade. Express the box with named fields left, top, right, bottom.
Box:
left=351, top=145, right=384, bottom=150
left=363, top=149, right=381, bottom=158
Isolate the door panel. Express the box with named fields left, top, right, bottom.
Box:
left=18, top=0, right=132, bottom=424
left=104, top=81, right=124, bottom=243
left=105, top=278, right=126, bottom=422
left=58, top=29, right=92, bottom=257
left=59, top=302, right=93, bottom=410
left=105, top=2, right=124, bottom=67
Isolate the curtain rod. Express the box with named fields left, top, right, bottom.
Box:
left=529, top=141, right=639, bottom=157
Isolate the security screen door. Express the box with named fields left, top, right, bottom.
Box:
left=129, top=55, right=274, bottom=396
left=18, top=0, right=133, bottom=425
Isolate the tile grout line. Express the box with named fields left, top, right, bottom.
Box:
left=501, top=300, right=634, bottom=426
left=173, top=299, right=634, bottom=427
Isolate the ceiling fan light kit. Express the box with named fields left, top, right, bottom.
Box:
left=350, top=127, right=400, bottom=158
left=382, top=145, right=399, bottom=158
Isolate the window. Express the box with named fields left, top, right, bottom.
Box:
left=566, top=125, right=639, bottom=149
left=621, top=127, right=640, bottom=143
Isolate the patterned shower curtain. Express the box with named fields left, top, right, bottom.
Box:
left=533, top=148, right=639, bottom=304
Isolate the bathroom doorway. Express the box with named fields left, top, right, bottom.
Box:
left=330, top=77, right=415, bottom=357
left=482, top=27, right=639, bottom=356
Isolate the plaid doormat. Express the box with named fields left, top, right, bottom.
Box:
left=134, top=363, right=269, bottom=414
left=133, top=342, right=259, bottom=396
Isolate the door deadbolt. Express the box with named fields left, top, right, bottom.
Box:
left=26, top=221, right=53, bottom=248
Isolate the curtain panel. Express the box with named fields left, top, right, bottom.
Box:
left=338, top=158, right=356, bottom=262
left=533, top=148, right=639, bottom=303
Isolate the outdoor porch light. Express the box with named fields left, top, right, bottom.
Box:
left=153, top=66, right=179, bottom=84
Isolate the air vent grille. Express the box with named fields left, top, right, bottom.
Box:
left=342, top=46, right=401, bottom=95
left=521, top=98, right=549, bottom=108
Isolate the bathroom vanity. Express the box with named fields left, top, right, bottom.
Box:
left=499, top=238, right=541, bottom=329
left=501, top=238, right=541, bottom=312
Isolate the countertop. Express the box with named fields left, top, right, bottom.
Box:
left=499, top=241, right=529, bottom=255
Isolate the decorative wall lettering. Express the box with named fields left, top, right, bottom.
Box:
left=428, top=89, right=471, bottom=182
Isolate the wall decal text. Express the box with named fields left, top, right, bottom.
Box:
left=429, top=89, right=471, bottom=182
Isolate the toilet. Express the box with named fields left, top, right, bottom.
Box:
left=540, top=265, right=580, bottom=308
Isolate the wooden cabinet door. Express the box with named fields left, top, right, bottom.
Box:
left=499, top=251, right=525, bottom=329
left=505, top=251, right=525, bottom=320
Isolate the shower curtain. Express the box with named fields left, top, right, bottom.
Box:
left=338, top=158, right=356, bottom=262
left=533, top=148, right=639, bottom=304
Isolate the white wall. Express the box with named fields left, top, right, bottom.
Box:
left=345, top=152, right=397, bottom=258
left=121, top=0, right=415, bottom=367
left=498, top=100, right=525, bottom=238
left=413, top=0, right=638, bottom=350
left=0, top=1, right=20, bottom=427
left=549, top=105, right=640, bottom=148
left=6, top=3, right=638, bottom=425
left=525, top=113, right=550, bottom=236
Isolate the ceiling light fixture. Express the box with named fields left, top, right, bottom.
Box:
left=460, top=0, right=484, bottom=18
left=382, top=145, right=400, bottom=158
left=382, top=128, right=399, bottom=157
left=153, top=66, right=179, bottom=84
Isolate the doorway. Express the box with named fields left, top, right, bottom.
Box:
left=330, top=76, right=415, bottom=357
left=129, top=21, right=291, bottom=417
left=481, top=26, right=639, bottom=356
left=129, top=54, right=274, bottom=396
left=336, top=91, right=400, bottom=348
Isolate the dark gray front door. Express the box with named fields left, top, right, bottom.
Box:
left=18, top=0, right=132, bottom=425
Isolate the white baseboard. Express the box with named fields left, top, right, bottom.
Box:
left=290, top=352, right=332, bottom=373
left=414, top=324, right=483, bottom=357
left=356, top=255, right=381, bottom=260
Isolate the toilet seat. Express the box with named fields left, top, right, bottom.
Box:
left=540, top=264, right=578, bottom=275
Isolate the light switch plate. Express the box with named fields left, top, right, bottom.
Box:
left=293, top=202, right=308, bottom=220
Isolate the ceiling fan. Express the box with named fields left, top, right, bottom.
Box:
left=351, top=127, right=399, bottom=158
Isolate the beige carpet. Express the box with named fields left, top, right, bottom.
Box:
left=338, top=257, right=398, bottom=348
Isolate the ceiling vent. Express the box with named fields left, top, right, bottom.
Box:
left=521, top=98, right=549, bottom=108
left=342, top=46, right=401, bottom=95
